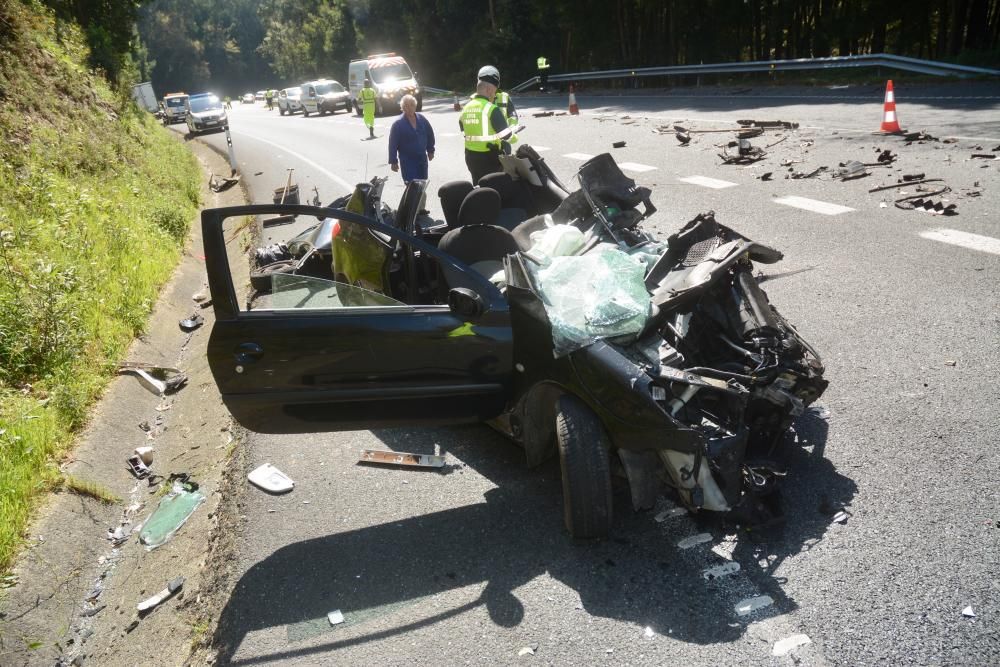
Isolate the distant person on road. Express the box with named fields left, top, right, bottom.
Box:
left=537, top=56, right=550, bottom=92
left=360, top=77, right=377, bottom=139
left=460, top=65, right=513, bottom=184
left=265, top=89, right=274, bottom=110
left=388, top=94, right=435, bottom=184
left=223, top=95, right=232, bottom=110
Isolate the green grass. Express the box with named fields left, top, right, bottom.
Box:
left=0, top=0, right=201, bottom=572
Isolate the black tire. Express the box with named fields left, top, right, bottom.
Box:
left=555, top=395, right=613, bottom=539
left=354, top=100, right=361, bottom=116
left=250, top=259, right=299, bottom=292
left=302, top=107, right=310, bottom=117
left=416, top=96, right=423, bottom=112
left=344, top=100, right=352, bottom=113
left=279, top=106, right=286, bottom=116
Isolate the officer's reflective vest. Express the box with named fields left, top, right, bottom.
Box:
left=360, top=87, right=376, bottom=106
left=537, top=57, right=549, bottom=70
left=462, top=95, right=503, bottom=153
left=495, top=91, right=516, bottom=126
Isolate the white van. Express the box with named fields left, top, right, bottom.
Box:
left=161, top=92, right=189, bottom=125
left=347, top=53, right=421, bottom=116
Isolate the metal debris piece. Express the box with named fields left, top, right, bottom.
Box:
left=80, top=604, right=107, bottom=618
left=737, top=128, right=764, bottom=139
left=896, top=197, right=958, bottom=215
left=612, top=141, right=626, bottom=148
left=832, top=510, right=850, bottom=524
left=117, top=363, right=187, bottom=395
left=179, top=313, right=204, bottom=332
left=327, top=609, right=345, bottom=625
left=835, top=160, right=869, bottom=180
left=675, top=129, right=690, bottom=145
left=902, top=173, right=925, bottom=181
left=136, top=577, right=184, bottom=613
left=789, top=166, right=827, bottom=180
left=971, top=154, right=997, bottom=159
left=945, top=360, right=957, bottom=366
left=773, top=634, right=812, bottom=656
left=208, top=173, right=240, bottom=192
left=702, top=561, right=740, bottom=580
left=737, top=119, right=799, bottom=129
left=358, top=449, right=445, bottom=468
left=962, top=605, right=976, bottom=618
left=735, top=595, right=774, bottom=616
left=868, top=178, right=943, bottom=193
left=902, top=131, right=938, bottom=143
left=719, top=140, right=765, bottom=165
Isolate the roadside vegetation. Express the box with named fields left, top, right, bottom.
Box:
left=0, top=0, right=201, bottom=572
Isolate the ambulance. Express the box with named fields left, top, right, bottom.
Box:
left=347, top=53, right=421, bottom=116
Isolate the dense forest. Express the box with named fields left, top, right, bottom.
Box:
left=44, top=0, right=1000, bottom=95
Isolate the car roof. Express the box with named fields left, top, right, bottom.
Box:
left=303, top=79, right=344, bottom=86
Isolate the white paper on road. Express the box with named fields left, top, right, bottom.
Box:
left=678, top=175, right=738, bottom=189
left=920, top=228, right=1000, bottom=256
left=773, top=195, right=855, bottom=215
left=618, top=162, right=657, bottom=172
left=772, top=634, right=812, bottom=656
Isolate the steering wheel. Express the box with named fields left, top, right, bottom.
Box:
left=395, top=180, right=425, bottom=304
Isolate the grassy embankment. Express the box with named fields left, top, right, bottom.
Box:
left=0, top=0, right=201, bottom=572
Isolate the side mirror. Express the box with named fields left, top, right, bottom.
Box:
left=448, top=287, right=488, bottom=319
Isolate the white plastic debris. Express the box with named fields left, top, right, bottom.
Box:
left=643, top=626, right=655, bottom=638
left=772, top=634, right=812, bottom=656
left=517, top=647, right=535, bottom=656
left=654, top=507, right=687, bottom=522
left=832, top=510, right=850, bottom=524
left=135, top=446, right=154, bottom=465
left=962, top=605, right=976, bottom=618
left=734, top=595, right=773, bottom=616
left=327, top=609, right=345, bottom=625
left=248, top=463, right=294, bottom=494
left=677, top=533, right=713, bottom=549
left=702, top=561, right=740, bottom=580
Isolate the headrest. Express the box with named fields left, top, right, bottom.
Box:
left=457, top=187, right=501, bottom=227
left=438, top=180, right=474, bottom=228
left=477, top=172, right=515, bottom=197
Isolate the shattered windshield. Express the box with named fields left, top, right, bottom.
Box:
left=188, top=95, right=222, bottom=113
left=370, top=64, right=413, bottom=84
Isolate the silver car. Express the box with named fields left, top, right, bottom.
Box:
left=277, top=87, right=303, bottom=115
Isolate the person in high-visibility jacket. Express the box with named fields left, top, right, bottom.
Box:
left=459, top=66, right=513, bottom=184
left=537, top=56, right=550, bottom=91
left=360, top=78, right=377, bottom=138
left=494, top=89, right=518, bottom=147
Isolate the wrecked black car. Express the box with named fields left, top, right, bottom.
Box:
left=202, top=146, right=827, bottom=539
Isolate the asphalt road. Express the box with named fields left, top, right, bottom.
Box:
left=176, top=81, right=1000, bottom=665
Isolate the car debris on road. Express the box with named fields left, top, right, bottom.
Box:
left=136, top=576, right=184, bottom=613
left=358, top=449, right=445, bottom=469
left=248, top=462, right=295, bottom=493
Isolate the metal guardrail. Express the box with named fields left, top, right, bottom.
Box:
left=510, top=53, right=1000, bottom=92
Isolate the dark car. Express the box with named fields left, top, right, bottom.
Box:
left=300, top=79, right=352, bottom=116
left=201, top=149, right=827, bottom=539
left=185, top=93, right=228, bottom=134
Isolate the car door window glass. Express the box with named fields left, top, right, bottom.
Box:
left=263, top=274, right=413, bottom=311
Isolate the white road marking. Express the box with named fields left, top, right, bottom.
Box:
left=920, top=228, right=1000, bottom=255
left=773, top=634, right=812, bottom=656
left=773, top=195, right=855, bottom=215
left=702, top=562, right=740, bottom=580
left=678, top=175, right=738, bottom=189
left=677, top=533, right=713, bottom=549
left=229, top=130, right=354, bottom=193
left=618, top=162, right=657, bottom=173
left=735, top=595, right=774, bottom=616
left=563, top=152, right=594, bottom=161
left=532, top=145, right=551, bottom=152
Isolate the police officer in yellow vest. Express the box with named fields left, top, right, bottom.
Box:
left=537, top=56, right=550, bottom=91
left=360, top=77, right=377, bottom=139
left=460, top=66, right=513, bottom=185
left=494, top=88, right=518, bottom=132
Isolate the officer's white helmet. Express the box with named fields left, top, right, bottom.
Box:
left=477, top=65, right=500, bottom=87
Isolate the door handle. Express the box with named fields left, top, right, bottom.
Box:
left=235, top=342, right=264, bottom=365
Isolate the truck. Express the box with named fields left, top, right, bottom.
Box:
left=131, top=81, right=158, bottom=113
left=161, top=92, right=190, bottom=125
left=348, top=53, right=421, bottom=116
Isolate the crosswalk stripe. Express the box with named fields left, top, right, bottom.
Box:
left=532, top=145, right=551, bottom=152
left=678, top=175, right=738, bottom=189
left=920, top=228, right=1000, bottom=255
left=618, top=162, right=657, bottom=173
left=562, top=152, right=594, bottom=161
left=773, top=195, right=854, bottom=215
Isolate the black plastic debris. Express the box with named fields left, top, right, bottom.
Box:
left=737, top=128, right=764, bottom=139
left=612, top=141, right=626, bottom=148
left=208, top=173, right=240, bottom=193
left=759, top=172, right=773, bottom=181
left=719, top=139, right=765, bottom=164
left=126, top=455, right=150, bottom=480
left=902, top=173, right=925, bottom=181
left=675, top=129, right=691, bottom=145
left=876, top=149, right=896, bottom=164
left=971, top=154, right=997, bottom=160
left=532, top=111, right=554, bottom=118
left=902, top=131, right=938, bottom=143
left=178, top=313, right=204, bottom=332
left=788, top=166, right=827, bottom=179
left=255, top=242, right=291, bottom=266
left=896, top=197, right=957, bottom=215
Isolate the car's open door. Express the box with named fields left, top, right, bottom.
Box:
left=202, top=204, right=513, bottom=434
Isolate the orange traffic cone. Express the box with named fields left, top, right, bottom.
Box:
left=878, top=80, right=902, bottom=134
left=568, top=84, right=579, bottom=115
left=453, top=94, right=461, bottom=111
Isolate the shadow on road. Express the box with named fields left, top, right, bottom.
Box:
left=213, top=408, right=853, bottom=664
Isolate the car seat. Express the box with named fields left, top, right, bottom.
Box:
left=438, top=180, right=474, bottom=229
left=437, top=187, right=520, bottom=290
left=477, top=173, right=531, bottom=228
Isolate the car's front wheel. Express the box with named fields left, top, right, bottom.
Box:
left=302, top=106, right=309, bottom=117
left=344, top=100, right=352, bottom=113
left=555, top=395, right=613, bottom=539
